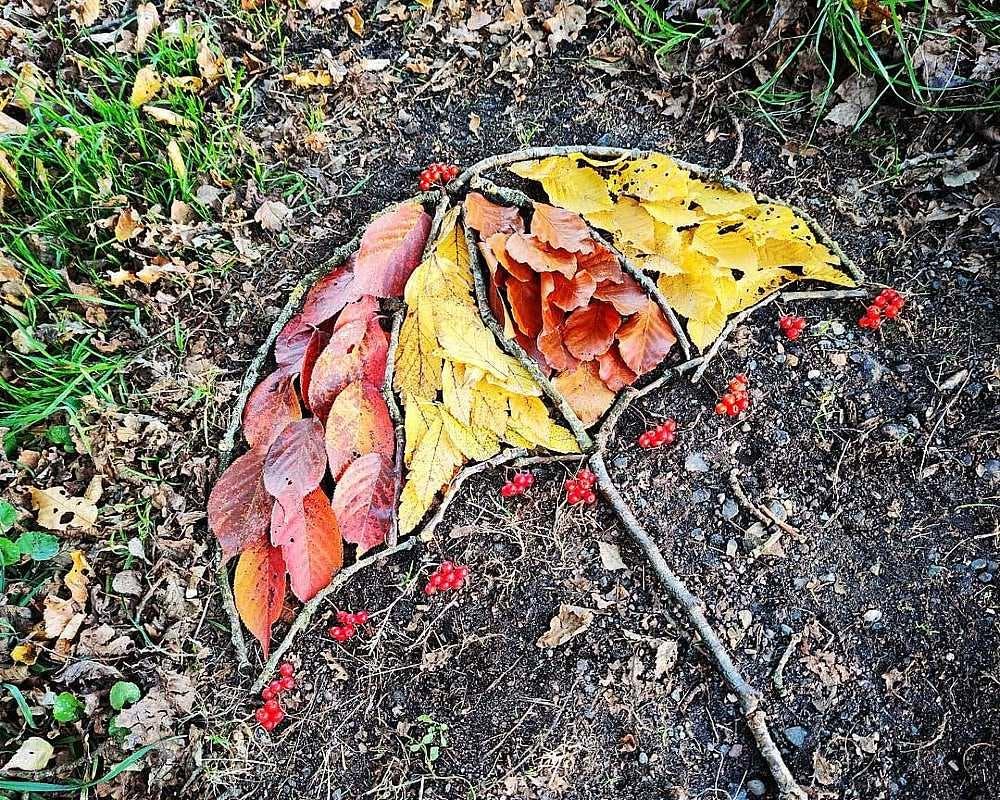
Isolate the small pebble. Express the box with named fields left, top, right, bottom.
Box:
left=685, top=452, right=710, bottom=473
left=747, top=779, right=767, bottom=797
left=783, top=726, right=808, bottom=748
left=863, top=609, right=883, bottom=624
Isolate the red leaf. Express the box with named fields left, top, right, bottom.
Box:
left=465, top=193, right=524, bottom=238
left=593, top=275, right=648, bottom=316
left=576, top=244, right=624, bottom=284
left=324, top=381, right=395, bottom=479
left=597, top=346, right=638, bottom=392
left=563, top=301, right=621, bottom=361
left=552, top=362, right=615, bottom=427
left=299, top=328, right=331, bottom=406
left=486, top=234, right=535, bottom=282
left=505, top=233, right=577, bottom=278
left=335, top=295, right=379, bottom=333
left=243, top=369, right=301, bottom=449
left=480, top=241, right=512, bottom=331
left=274, top=313, right=314, bottom=368
left=233, top=538, right=286, bottom=657
left=530, top=203, right=594, bottom=254
left=549, top=269, right=597, bottom=312
left=271, top=488, right=343, bottom=602
left=331, top=452, right=394, bottom=554
left=506, top=273, right=543, bottom=338
left=537, top=274, right=578, bottom=372
left=300, top=258, right=359, bottom=327
left=208, top=448, right=273, bottom=561
left=307, top=318, right=388, bottom=421
left=263, top=418, right=328, bottom=503
left=352, top=202, right=431, bottom=298
left=616, top=300, right=677, bottom=376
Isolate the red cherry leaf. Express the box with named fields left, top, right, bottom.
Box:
left=271, top=488, right=343, bottom=602
left=300, top=257, right=360, bottom=327
left=331, top=452, right=395, bottom=554
left=465, top=192, right=524, bottom=238
left=243, top=369, right=301, bottom=449
left=616, top=299, right=676, bottom=376
left=576, top=244, right=624, bottom=284
left=208, top=447, right=273, bottom=561
left=530, top=202, right=594, bottom=254
left=263, top=418, right=328, bottom=503
left=596, top=346, right=638, bottom=392
left=274, top=313, right=315, bottom=368
left=504, top=233, right=577, bottom=278
left=233, top=538, right=286, bottom=657
left=299, top=328, right=331, bottom=406
left=593, top=275, right=648, bottom=316
left=549, top=269, right=597, bottom=312
left=307, top=318, right=388, bottom=422
left=506, top=273, right=543, bottom=338
left=352, top=202, right=431, bottom=298
left=335, top=294, right=379, bottom=333
left=563, top=300, right=622, bottom=361
left=324, top=381, right=395, bottom=479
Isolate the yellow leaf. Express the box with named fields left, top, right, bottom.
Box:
left=114, top=207, right=141, bottom=241
left=509, top=156, right=613, bottom=215
left=398, top=415, right=463, bottom=533
left=70, top=0, right=101, bottom=26
left=135, top=2, right=160, bottom=53
left=606, top=153, right=689, bottom=202
left=469, top=379, right=510, bottom=438
left=508, top=395, right=580, bottom=453
left=283, top=70, right=334, bottom=88
left=441, top=407, right=499, bottom=462
left=166, top=139, right=186, bottom=179
left=142, top=105, right=195, bottom=129
left=687, top=182, right=757, bottom=216
left=65, top=550, right=93, bottom=605
left=586, top=197, right=657, bottom=252
left=130, top=66, right=162, bottom=107
left=11, top=643, right=37, bottom=664
left=395, top=305, right=443, bottom=400
left=345, top=7, right=365, bottom=36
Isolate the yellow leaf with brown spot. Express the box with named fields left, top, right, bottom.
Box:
left=130, top=66, right=161, bottom=106
left=509, top=155, right=613, bottom=215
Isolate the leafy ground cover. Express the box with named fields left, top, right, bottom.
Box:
left=1, top=1, right=997, bottom=799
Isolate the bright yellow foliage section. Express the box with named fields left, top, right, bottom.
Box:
left=510, top=153, right=855, bottom=350
left=395, top=209, right=579, bottom=533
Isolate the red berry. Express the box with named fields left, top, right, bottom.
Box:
left=279, top=663, right=294, bottom=678
left=352, top=610, right=369, bottom=625
left=264, top=699, right=280, bottom=713
left=268, top=680, right=282, bottom=695
left=262, top=687, right=275, bottom=701
left=279, top=676, right=295, bottom=691
left=255, top=707, right=269, bottom=725
left=500, top=482, right=517, bottom=498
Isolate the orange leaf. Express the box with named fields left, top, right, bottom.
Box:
left=552, top=362, right=615, bottom=426
left=271, top=487, right=343, bottom=602
left=487, top=233, right=534, bottom=282
left=300, top=257, right=359, bottom=326
left=549, top=269, right=596, bottom=312
left=593, top=275, right=647, bottom=316
left=324, top=381, right=395, bottom=479
left=505, top=233, right=577, bottom=278
left=538, top=274, right=578, bottom=372
left=506, top=273, right=543, bottom=338
left=234, top=538, right=286, bottom=657
left=308, top=318, right=388, bottom=421
left=263, top=418, right=327, bottom=503
left=352, top=202, right=431, bottom=298
left=465, top=192, right=524, bottom=238
left=563, top=301, right=621, bottom=361
left=530, top=202, right=593, bottom=253
left=331, top=452, right=395, bottom=554
left=597, top=347, right=638, bottom=391
left=208, top=448, right=273, bottom=561
left=576, top=244, right=624, bottom=284
left=243, top=370, right=301, bottom=449
left=616, top=300, right=676, bottom=376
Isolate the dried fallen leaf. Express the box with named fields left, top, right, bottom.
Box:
left=114, top=207, right=141, bottom=241
left=254, top=199, right=292, bottom=231
left=135, top=2, right=160, bottom=52
left=345, top=7, right=365, bottom=35
left=598, top=541, right=626, bottom=571
left=29, top=485, right=99, bottom=531
left=69, top=0, right=100, bottom=26
left=2, top=737, right=54, bottom=772
left=537, top=604, right=594, bottom=648
left=142, top=105, right=195, bottom=129
left=130, top=66, right=161, bottom=107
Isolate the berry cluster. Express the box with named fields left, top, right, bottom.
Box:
left=500, top=471, right=535, bottom=498
left=715, top=374, right=750, bottom=417
left=565, top=468, right=597, bottom=506
left=858, top=288, right=905, bottom=330
left=417, top=162, right=460, bottom=191
left=778, top=314, right=807, bottom=340
left=424, top=561, right=470, bottom=595
left=637, top=419, right=677, bottom=449
left=255, top=662, right=296, bottom=732
left=328, top=609, right=370, bottom=642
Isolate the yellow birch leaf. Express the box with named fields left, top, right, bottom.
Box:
left=607, top=154, right=690, bottom=202
left=130, top=66, right=162, bottom=107
left=142, top=105, right=195, bottom=129
left=586, top=197, right=657, bottom=252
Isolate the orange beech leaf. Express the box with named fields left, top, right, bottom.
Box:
left=208, top=448, right=273, bottom=561
left=243, top=369, right=301, bottom=449
left=299, top=328, right=331, bottom=406
left=549, top=269, right=597, bottom=312
left=597, top=347, right=638, bottom=392
left=530, top=202, right=594, bottom=254
left=504, top=233, right=577, bottom=278
left=552, top=362, right=615, bottom=426
left=308, top=318, right=388, bottom=422
left=465, top=192, right=524, bottom=238
left=538, top=274, right=578, bottom=372
left=593, top=275, right=648, bottom=316
left=274, top=312, right=315, bottom=368
left=300, top=257, right=359, bottom=326
left=576, top=244, right=624, bottom=284
left=331, top=452, right=395, bottom=554
left=506, top=273, right=543, bottom=338
left=270, top=488, right=343, bottom=602
left=487, top=233, right=535, bottom=282
left=233, top=538, right=286, bottom=657
left=262, top=418, right=327, bottom=503
left=352, top=202, right=431, bottom=298
left=616, top=300, right=676, bottom=376
left=324, top=381, right=395, bottom=479
left=563, top=300, right=621, bottom=361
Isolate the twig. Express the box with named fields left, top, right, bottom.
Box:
left=382, top=308, right=405, bottom=548
left=418, top=448, right=528, bottom=541
left=511, top=453, right=585, bottom=468
left=251, top=538, right=417, bottom=692
left=780, top=288, right=867, bottom=301
left=772, top=633, right=801, bottom=694
left=721, top=109, right=745, bottom=176
left=691, top=293, right=780, bottom=384
left=729, top=469, right=799, bottom=538
left=589, top=453, right=807, bottom=800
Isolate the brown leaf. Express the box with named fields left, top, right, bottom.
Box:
left=536, top=604, right=594, bottom=648
left=487, top=233, right=534, bottom=281
left=530, top=202, right=593, bottom=253
left=538, top=274, right=578, bottom=372
left=307, top=317, right=388, bottom=422
left=464, top=192, right=524, bottom=238
left=505, top=233, right=576, bottom=278
left=576, top=243, right=624, bottom=283
left=207, top=448, right=272, bottom=561
left=114, top=207, right=141, bottom=242
left=262, top=418, right=327, bottom=504
left=563, top=301, right=621, bottom=360
left=616, top=300, right=675, bottom=376
left=254, top=199, right=292, bottom=231
left=299, top=259, right=360, bottom=327
left=549, top=269, right=596, bottom=312
left=242, top=369, right=301, bottom=449
left=552, top=362, right=614, bottom=426
left=505, top=273, right=543, bottom=338
left=29, top=485, right=98, bottom=531
left=593, top=275, right=647, bottom=316
left=596, top=347, right=637, bottom=391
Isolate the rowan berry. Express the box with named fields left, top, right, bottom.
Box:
left=351, top=610, right=370, bottom=625
left=500, top=481, right=518, bottom=498
left=512, top=471, right=534, bottom=490
left=778, top=314, right=806, bottom=340
left=279, top=662, right=295, bottom=678
left=575, top=469, right=596, bottom=489
left=261, top=686, right=276, bottom=701
left=279, top=676, right=295, bottom=691
left=417, top=162, right=460, bottom=191
left=424, top=561, right=469, bottom=594
left=858, top=307, right=882, bottom=330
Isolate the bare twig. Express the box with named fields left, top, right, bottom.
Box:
left=729, top=469, right=799, bottom=538
left=780, top=288, right=867, bottom=301
left=721, top=109, right=745, bottom=176
left=691, top=293, right=780, bottom=384
left=772, top=633, right=802, bottom=694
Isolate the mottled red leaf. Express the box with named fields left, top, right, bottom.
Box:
left=549, top=269, right=597, bottom=312
left=270, top=488, right=343, bottom=602
left=208, top=447, right=273, bottom=562
left=300, top=258, right=359, bottom=327
left=352, top=202, right=431, bottom=298
left=563, top=301, right=622, bottom=361
left=538, top=274, right=578, bottom=372
left=481, top=241, right=512, bottom=332
left=331, top=452, right=394, bottom=554
left=616, top=300, right=676, bottom=376
left=243, top=369, right=301, bottom=449
left=263, top=418, right=327, bottom=503
left=233, top=538, right=286, bottom=657
left=530, top=202, right=594, bottom=254
left=307, top=318, right=388, bottom=422
left=552, top=362, right=615, bottom=427
left=335, top=295, right=379, bottom=333
left=487, top=234, right=534, bottom=282
left=274, top=313, right=314, bottom=368
left=597, top=346, right=638, bottom=392
left=593, top=275, right=648, bottom=316
left=576, top=244, right=624, bottom=284
left=299, top=328, right=331, bottom=407
left=506, top=273, right=543, bottom=338
left=324, top=381, right=395, bottom=479
left=465, top=192, right=524, bottom=238
left=504, top=233, right=577, bottom=278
